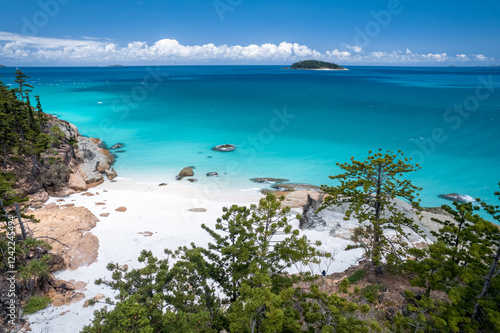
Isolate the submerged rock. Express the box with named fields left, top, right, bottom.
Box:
left=187, top=178, right=198, bottom=183
left=438, top=193, right=475, bottom=203
left=158, top=183, right=168, bottom=186
left=176, top=166, right=194, bottom=180
left=109, top=143, right=125, bottom=150
left=206, top=172, right=218, bottom=177
left=250, top=177, right=289, bottom=184
left=212, top=144, right=236, bottom=152
left=271, top=183, right=322, bottom=192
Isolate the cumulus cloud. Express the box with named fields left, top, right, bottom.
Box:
left=0, top=31, right=495, bottom=65
left=474, top=54, right=488, bottom=61
left=346, top=45, right=363, bottom=53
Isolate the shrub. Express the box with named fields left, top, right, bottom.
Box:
left=362, top=284, right=383, bottom=304
left=347, top=269, right=367, bottom=284
left=338, top=278, right=350, bottom=293
left=23, top=295, right=51, bottom=314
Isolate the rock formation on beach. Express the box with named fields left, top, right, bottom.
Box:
left=36, top=116, right=117, bottom=200
left=176, top=166, right=194, bottom=180
left=30, top=206, right=100, bottom=270
left=296, top=192, right=449, bottom=242
left=1, top=113, right=117, bottom=207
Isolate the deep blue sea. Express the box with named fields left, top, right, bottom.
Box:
left=1, top=65, right=499, bottom=210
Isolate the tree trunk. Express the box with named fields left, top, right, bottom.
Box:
left=473, top=243, right=500, bottom=319
left=372, top=164, right=383, bottom=268
left=15, top=202, right=28, bottom=240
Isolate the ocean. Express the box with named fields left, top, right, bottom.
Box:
left=1, top=65, right=499, bottom=210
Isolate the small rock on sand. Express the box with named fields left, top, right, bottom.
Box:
left=188, top=208, right=207, bottom=212
left=115, top=206, right=127, bottom=212
left=100, top=213, right=110, bottom=217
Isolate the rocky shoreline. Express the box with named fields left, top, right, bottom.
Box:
left=1, top=114, right=119, bottom=332
left=27, top=115, right=117, bottom=206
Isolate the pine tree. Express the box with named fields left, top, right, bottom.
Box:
left=473, top=183, right=500, bottom=327
left=14, top=69, right=33, bottom=103
left=320, top=149, right=422, bottom=270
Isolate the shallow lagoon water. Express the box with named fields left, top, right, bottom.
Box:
left=2, top=65, right=499, bottom=210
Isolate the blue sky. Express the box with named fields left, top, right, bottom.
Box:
left=1, top=0, right=499, bottom=66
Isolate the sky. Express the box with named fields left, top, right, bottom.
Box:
left=0, top=0, right=499, bottom=66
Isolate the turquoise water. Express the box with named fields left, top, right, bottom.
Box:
left=1, top=66, right=499, bottom=209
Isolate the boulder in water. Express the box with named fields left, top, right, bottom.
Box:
left=206, top=172, right=218, bottom=177
left=250, top=177, right=289, bottom=184
left=212, top=144, right=236, bottom=152
left=109, top=143, right=125, bottom=150
left=271, top=183, right=322, bottom=192
left=176, top=167, right=194, bottom=180
left=438, top=193, right=474, bottom=203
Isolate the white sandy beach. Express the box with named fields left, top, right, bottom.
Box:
left=27, top=177, right=363, bottom=333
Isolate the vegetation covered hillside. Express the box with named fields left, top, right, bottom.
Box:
left=0, top=70, right=71, bottom=205
left=0, top=70, right=116, bottom=208
left=290, top=60, right=346, bottom=70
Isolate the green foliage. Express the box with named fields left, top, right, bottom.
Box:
left=338, top=278, right=350, bottom=293
left=347, top=269, right=367, bottom=284
left=22, top=295, right=51, bottom=314
left=290, top=60, right=345, bottom=70
left=201, top=193, right=323, bottom=303
left=300, top=284, right=369, bottom=332
left=403, top=191, right=500, bottom=332
left=0, top=70, right=60, bottom=200
left=321, top=149, right=422, bottom=267
left=361, top=284, right=383, bottom=304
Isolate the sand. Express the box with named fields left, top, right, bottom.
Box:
left=27, top=177, right=362, bottom=332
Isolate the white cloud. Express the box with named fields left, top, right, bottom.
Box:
left=346, top=45, right=363, bottom=53
left=474, top=54, right=487, bottom=61
left=0, top=31, right=495, bottom=65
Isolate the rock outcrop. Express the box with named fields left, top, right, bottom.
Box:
left=30, top=206, right=100, bottom=270
left=298, top=194, right=450, bottom=242
left=176, top=166, right=194, bottom=180
left=299, top=194, right=327, bottom=229
left=23, top=116, right=117, bottom=203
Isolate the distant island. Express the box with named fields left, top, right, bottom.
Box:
left=104, top=64, right=124, bottom=67
left=289, top=60, right=347, bottom=71
left=0, top=65, right=6, bottom=67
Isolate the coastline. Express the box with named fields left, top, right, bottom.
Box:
left=26, top=176, right=365, bottom=332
